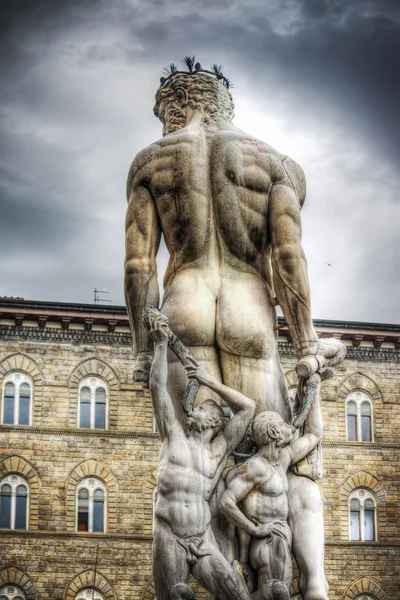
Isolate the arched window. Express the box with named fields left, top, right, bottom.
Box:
left=346, top=391, right=373, bottom=442
left=76, top=589, right=105, bottom=600
left=354, top=596, right=377, bottom=600
left=78, top=377, right=108, bottom=430
left=0, top=475, right=28, bottom=530
left=349, top=489, right=376, bottom=541
left=76, top=478, right=106, bottom=533
left=2, top=373, right=32, bottom=425
left=0, top=586, right=26, bottom=600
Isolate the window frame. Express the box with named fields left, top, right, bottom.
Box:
left=78, top=377, right=108, bottom=430
left=0, top=585, right=26, bottom=600
left=75, top=589, right=105, bottom=600
left=1, top=372, right=33, bottom=426
left=345, top=391, right=374, bottom=442
left=75, top=478, right=107, bottom=533
left=0, top=474, right=29, bottom=530
left=348, top=488, right=377, bottom=542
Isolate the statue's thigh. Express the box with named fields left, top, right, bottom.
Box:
left=219, top=350, right=291, bottom=420
left=166, top=345, right=223, bottom=408
left=153, top=526, right=190, bottom=599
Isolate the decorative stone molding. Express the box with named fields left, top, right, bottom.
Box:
left=0, top=354, right=44, bottom=426
left=142, top=467, right=157, bottom=494
left=68, top=359, right=119, bottom=429
left=142, top=467, right=157, bottom=535
left=284, top=369, right=299, bottom=389
left=65, top=459, right=118, bottom=533
left=290, top=575, right=300, bottom=596
left=337, top=373, right=382, bottom=403
left=0, top=455, right=41, bottom=530
left=64, top=569, right=116, bottom=600
left=0, top=566, right=37, bottom=599
left=0, top=325, right=132, bottom=346
left=339, top=470, right=387, bottom=541
left=141, top=579, right=156, bottom=600
left=343, top=576, right=386, bottom=599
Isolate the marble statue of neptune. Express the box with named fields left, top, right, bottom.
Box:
left=125, top=61, right=345, bottom=600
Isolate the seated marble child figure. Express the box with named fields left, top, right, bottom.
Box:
left=220, top=393, right=323, bottom=600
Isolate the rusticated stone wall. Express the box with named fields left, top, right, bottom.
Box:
left=0, top=324, right=399, bottom=599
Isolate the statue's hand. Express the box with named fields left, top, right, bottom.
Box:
left=147, top=314, right=169, bottom=344
left=238, top=562, right=252, bottom=580
left=184, top=357, right=212, bottom=386
left=296, top=337, right=346, bottom=378
left=252, top=522, right=273, bottom=539
left=133, top=351, right=153, bottom=389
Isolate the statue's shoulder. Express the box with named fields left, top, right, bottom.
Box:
left=274, top=153, right=307, bottom=208
left=126, top=141, right=161, bottom=193
left=236, top=455, right=267, bottom=483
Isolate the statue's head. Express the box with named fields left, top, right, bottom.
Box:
left=252, top=411, right=293, bottom=448
left=187, top=399, right=225, bottom=436
left=154, top=72, right=235, bottom=135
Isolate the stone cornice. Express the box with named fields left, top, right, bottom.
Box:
left=0, top=425, right=160, bottom=439
left=0, top=325, right=131, bottom=346
left=0, top=530, right=398, bottom=547
left=0, top=529, right=152, bottom=542
left=1, top=326, right=399, bottom=359
left=0, top=426, right=399, bottom=450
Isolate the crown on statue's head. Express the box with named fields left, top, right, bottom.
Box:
left=159, top=56, right=233, bottom=90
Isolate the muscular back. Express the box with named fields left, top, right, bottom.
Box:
left=128, top=122, right=305, bottom=286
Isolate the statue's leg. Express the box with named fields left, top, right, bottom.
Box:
left=287, top=473, right=328, bottom=600
left=166, top=345, right=223, bottom=409
left=218, top=350, right=292, bottom=430
left=191, top=549, right=251, bottom=600
left=153, top=519, right=191, bottom=600
left=250, top=534, right=291, bottom=600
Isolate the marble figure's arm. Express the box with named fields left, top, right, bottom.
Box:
left=268, top=165, right=318, bottom=360
left=125, top=162, right=161, bottom=388
left=287, top=381, right=323, bottom=466
left=220, top=461, right=270, bottom=538
left=149, top=319, right=182, bottom=440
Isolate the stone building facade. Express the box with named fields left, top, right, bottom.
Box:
left=0, top=297, right=399, bottom=600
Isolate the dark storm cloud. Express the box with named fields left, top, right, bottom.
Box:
left=0, top=0, right=399, bottom=322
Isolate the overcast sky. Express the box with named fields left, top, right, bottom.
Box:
left=0, top=0, right=399, bottom=323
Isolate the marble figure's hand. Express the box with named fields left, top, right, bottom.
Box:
left=133, top=351, right=153, bottom=389
left=148, top=315, right=169, bottom=344
left=252, top=522, right=274, bottom=539
left=296, top=337, right=346, bottom=378
left=238, top=562, right=251, bottom=580
left=184, top=358, right=212, bottom=386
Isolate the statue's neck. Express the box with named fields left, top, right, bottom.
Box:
left=259, top=443, right=281, bottom=465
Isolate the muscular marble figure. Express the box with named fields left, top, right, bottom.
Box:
left=221, top=385, right=323, bottom=600
left=148, top=314, right=255, bottom=600
left=125, top=64, right=345, bottom=599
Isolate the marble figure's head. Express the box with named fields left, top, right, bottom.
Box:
left=154, top=73, right=235, bottom=135
left=252, top=411, right=293, bottom=448
left=187, top=399, right=225, bottom=435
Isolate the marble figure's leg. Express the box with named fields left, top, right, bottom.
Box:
left=287, top=473, right=328, bottom=600
left=153, top=519, right=191, bottom=600
left=190, top=538, right=251, bottom=600
left=218, top=351, right=292, bottom=425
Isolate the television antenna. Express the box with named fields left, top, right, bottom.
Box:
left=94, top=288, right=112, bottom=304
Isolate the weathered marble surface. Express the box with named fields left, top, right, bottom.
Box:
left=125, top=62, right=346, bottom=600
